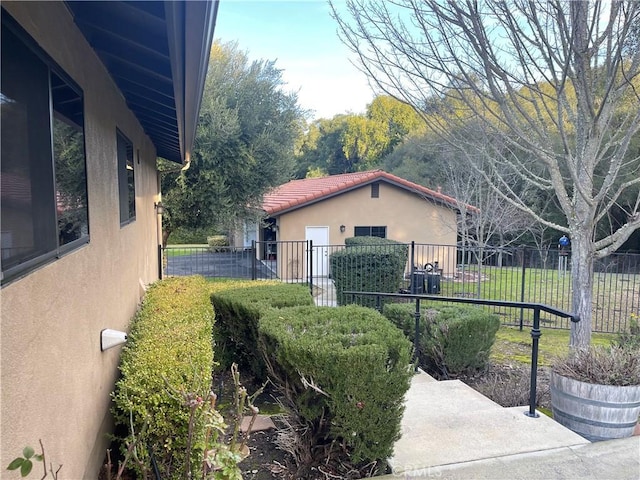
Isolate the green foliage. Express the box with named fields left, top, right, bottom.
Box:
left=112, top=276, right=215, bottom=479
left=6, top=442, right=61, bottom=479
left=258, top=305, right=412, bottom=467
left=367, top=95, right=424, bottom=152
left=614, top=314, right=640, bottom=351
left=294, top=96, right=424, bottom=177
left=167, top=227, right=211, bottom=245
left=383, top=303, right=500, bottom=378
left=344, top=235, right=400, bottom=247
left=161, top=40, right=305, bottom=238
left=330, top=237, right=408, bottom=307
left=211, top=283, right=314, bottom=379
left=207, top=235, right=229, bottom=252
left=6, top=446, right=42, bottom=478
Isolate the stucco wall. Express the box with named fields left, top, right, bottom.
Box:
left=1, top=3, right=161, bottom=477
left=275, top=182, right=458, bottom=279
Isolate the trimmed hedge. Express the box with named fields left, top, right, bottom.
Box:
left=259, top=305, right=413, bottom=467
left=344, top=235, right=399, bottom=247
left=211, top=283, right=314, bottom=380
left=167, top=227, right=211, bottom=244
left=207, top=234, right=229, bottom=252
left=383, top=303, right=500, bottom=378
left=112, top=276, right=214, bottom=479
left=330, top=237, right=408, bottom=308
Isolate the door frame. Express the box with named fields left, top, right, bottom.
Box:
left=305, top=226, right=329, bottom=277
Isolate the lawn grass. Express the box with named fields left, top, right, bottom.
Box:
left=438, top=265, right=639, bottom=334
left=164, top=244, right=208, bottom=257
left=491, top=325, right=617, bottom=367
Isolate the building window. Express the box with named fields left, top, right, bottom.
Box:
left=371, top=182, right=380, bottom=198
left=354, top=226, right=387, bottom=238
left=1, top=13, right=88, bottom=285
left=117, top=130, right=135, bottom=225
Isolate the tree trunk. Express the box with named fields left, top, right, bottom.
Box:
left=162, top=228, right=171, bottom=249
left=570, top=231, right=594, bottom=348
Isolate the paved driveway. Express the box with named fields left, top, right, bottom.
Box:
left=165, top=250, right=275, bottom=279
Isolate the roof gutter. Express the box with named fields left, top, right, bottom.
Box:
left=164, top=0, right=218, bottom=164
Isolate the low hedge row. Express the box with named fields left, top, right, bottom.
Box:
left=259, top=305, right=413, bottom=468
left=330, top=237, right=408, bottom=308
left=112, top=276, right=215, bottom=479
left=383, top=303, right=500, bottom=378
left=211, top=283, right=314, bottom=380
left=207, top=234, right=229, bottom=252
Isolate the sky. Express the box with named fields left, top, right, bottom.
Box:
left=213, top=1, right=377, bottom=121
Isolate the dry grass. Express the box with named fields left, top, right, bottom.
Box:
left=553, top=345, right=640, bottom=386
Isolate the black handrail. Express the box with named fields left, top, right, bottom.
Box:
left=344, top=291, right=580, bottom=418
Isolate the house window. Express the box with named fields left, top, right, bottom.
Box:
left=1, top=13, right=88, bottom=285
left=117, top=130, right=135, bottom=225
left=354, top=226, right=387, bottom=238
left=371, top=182, right=380, bottom=198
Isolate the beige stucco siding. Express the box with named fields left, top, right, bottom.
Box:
left=1, top=3, right=160, bottom=478
left=275, top=182, right=458, bottom=279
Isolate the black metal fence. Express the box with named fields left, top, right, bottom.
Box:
left=345, top=290, right=580, bottom=418
left=161, top=241, right=640, bottom=334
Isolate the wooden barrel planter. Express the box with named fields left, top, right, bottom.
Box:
left=550, top=371, right=640, bottom=442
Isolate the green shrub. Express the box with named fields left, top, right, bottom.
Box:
left=614, top=314, right=640, bottom=351
left=259, top=305, right=412, bottom=471
left=211, top=283, right=314, bottom=380
left=112, top=276, right=215, bottom=479
left=207, top=235, right=229, bottom=252
left=330, top=237, right=408, bottom=308
left=167, top=227, right=212, bottom=244
left=383, top=303, right=500, bottom=378
left=344, top=235, right=397, bottom=247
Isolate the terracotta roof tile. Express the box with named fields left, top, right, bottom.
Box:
left=262, top=169, right=474, bottom=215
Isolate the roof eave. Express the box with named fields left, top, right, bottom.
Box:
left=164, top=0, right=218, bottom=164
left=264, top=175, right=463, bottom=217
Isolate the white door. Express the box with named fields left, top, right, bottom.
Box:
left=305, top=226, right=329, bottom=277
left=243, top=220, right=258, bottom=248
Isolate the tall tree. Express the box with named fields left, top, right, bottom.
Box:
left=295, top=95, right=423, bottom=177
left=367, top=95, right=424, bottom=153
left=333, top=0, right=640, bottom=347
left=161, top=41, right=305, bottom=243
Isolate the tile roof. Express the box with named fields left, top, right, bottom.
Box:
left=262, top=169, right=472, bottom=216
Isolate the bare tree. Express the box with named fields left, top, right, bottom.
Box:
left=332, top=0, right=640, bottom=347
left=438, top=140, right=531, bottom=296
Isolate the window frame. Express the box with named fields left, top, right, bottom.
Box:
left=1, top=11, right=89, bottom=285
left=354, top=226, right=387, bottom=238
left=117, top=129, right=136, bottom=226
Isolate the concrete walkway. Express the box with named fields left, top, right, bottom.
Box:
left=379, top=371, right=640, bottom=480
left=312, top=276, right=337, bottom=306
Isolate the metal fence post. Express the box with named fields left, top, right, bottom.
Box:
left=526, top=307, right=541, bottom=418
left=158, top=244, right=163, bottom=280
left=308, top=240, right=313, bottom=297
left=410, top=241, right=416, bottom=281
left=520, top=247, right=527, bottom=330
left=414, top=297, right=421, bottom=372
left=251, top=240, right=257, bottom=280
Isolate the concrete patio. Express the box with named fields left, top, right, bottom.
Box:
left=380, top=370, right=640, bottom=479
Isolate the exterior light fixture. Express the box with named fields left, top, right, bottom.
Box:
left=340, top=225, right=346, bottom=233
left=154, top=201, right=165, bottom=215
